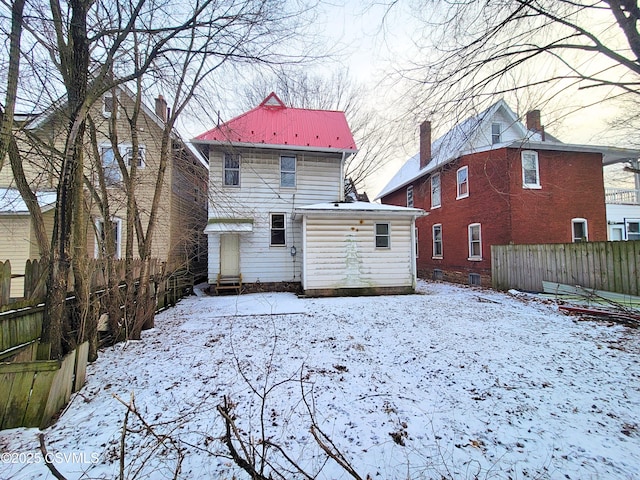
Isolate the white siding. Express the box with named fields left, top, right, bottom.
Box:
left=208, top=150, right=341, bottom=283
left=606, top=203, right=640, bottom=224
left=476, top=109, right=524, bottom=147
left=303, top=216, right=414, bottom=291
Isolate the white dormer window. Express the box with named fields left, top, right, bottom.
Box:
left=491, top=123, right=502, bottom=144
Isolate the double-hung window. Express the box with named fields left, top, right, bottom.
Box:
left=468, top=223, right=482, bottom=259
left=224, top=153, right=240, bottom=186
left=431, top=173, right=441, bottom=208
left=572, top=218, right=588, bottom=243
left=280, top=155, right=296, bottom=188
left=375, top=223, right=390, bottom=248
left=407, top=185, right=414, bottom=207
left=457, top=166, right=469, bottom=199
left=522, top=150, right=540, bottom=188
left=270, top=213, right=286, bottom=246
left=101, top=146, right=121, bottom=185
left=432, top=224, right=442, bottom=258
left=491, top=123, right=502, bottom=144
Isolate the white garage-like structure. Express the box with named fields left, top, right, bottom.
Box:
left=293, top=201, right=426, bottom=296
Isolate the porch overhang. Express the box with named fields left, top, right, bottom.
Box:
left=204, top=217, right=254, bottom=233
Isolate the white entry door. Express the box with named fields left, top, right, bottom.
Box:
left=220, top=234, right=240, bottom=276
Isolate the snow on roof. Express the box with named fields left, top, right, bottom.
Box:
left=0, top=188, right=57, bottom=214
left=193, top=92, right=357, bottom=153
left=376, top=100, right=538, bottom=200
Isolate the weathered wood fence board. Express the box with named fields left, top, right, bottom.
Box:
left=492, top=241, right=640, bottom=295
left=0, top=307, right=43, bottom=352
left=0, top=257, right=194, bottom=431
left=0, top=342, right=88, bottom=429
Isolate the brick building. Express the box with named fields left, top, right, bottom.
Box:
left=377, top=100, right=637, bottom=286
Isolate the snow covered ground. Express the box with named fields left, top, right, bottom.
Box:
left=1, top=280, right=639, bottom=480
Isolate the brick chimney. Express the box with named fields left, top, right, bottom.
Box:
left=526, top=109, right=545, bottom=141
left=420, top=120, right=431, bottom=170
left=526, top=110, right=541, bottom=131
left=155, top=95, right=168, bottom=122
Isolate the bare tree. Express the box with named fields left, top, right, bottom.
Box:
left=241, top=67, right=398, bottom=194
left=390, top=0, right=640, bottom=124
left=1, top=0, right=318, bottom=358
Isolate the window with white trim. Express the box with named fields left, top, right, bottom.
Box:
left=415, top=226, right=419, bottom=258
left=101, top=146, right=121, bottom=185
left=223, top=153, right=240, bottom=186
left=572, top=218, right=588, bottom=243
left=100, top=144, right=146, bottom=185
left=102, top=92, right=116, bottom=118
left=626, top=219, right=640, bottom=240
left=270, top=213, right=286, bottom=246
left=457, top=166, right=469, bottom=199
left=375, top=223, right=390, bottom=248
left=432, top=224, right=443, bottom=258
left=521, top=150, right=540, bottom=188
left=280, top=155, right=296, bottom=187
left=125, top=146, right=145, bottom=168
left=95, top=218, right=122, bottom=259
left=468, top=223, right=482, bottom=259
left=407, top=185, right=414, bottom=207
left=491, top=123, right=502, bottom=144
left=431, top=173, right=441, bottom=208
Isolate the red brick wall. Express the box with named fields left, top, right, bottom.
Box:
left=381, top=146, right=607, bottom=286
left=506, top=149, right=607, bottom=243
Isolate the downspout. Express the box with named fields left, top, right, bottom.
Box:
left=411, top=216, right=417, bottom=289
left=340, top=151, right=347, bottom=202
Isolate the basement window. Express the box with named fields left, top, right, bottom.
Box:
left=432, top=269, right=443, bottom=281
left=469, top=273, right=481, bottom=286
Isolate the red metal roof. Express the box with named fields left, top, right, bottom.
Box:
left=194, top=93, right=357, bottom=152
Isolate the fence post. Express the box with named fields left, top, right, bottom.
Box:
left=0, top=260, right=10, bottom=306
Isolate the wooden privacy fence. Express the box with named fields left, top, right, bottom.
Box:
left=491, top=241, right=640, bottom=295
left=0, top=258, right=195, bottom=430
left=0, top=342, right=88, bottom=429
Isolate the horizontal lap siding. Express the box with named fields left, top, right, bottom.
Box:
left=209, top=152, right=341, bottom=283
left=304, top=217, right=414, bottom=290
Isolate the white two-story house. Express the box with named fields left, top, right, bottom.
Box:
left=193, top=93, right=425, bottom=296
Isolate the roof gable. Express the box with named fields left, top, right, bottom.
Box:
left=194, top=92, right=357, bottom=152
left=376, top=100, right=541, bottom=199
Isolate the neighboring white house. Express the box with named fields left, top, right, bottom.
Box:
left=192, top=93, right=425, bottom=295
